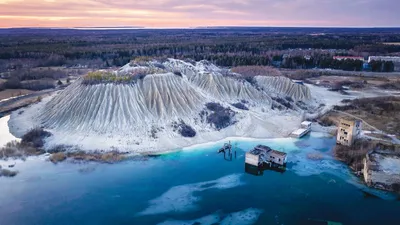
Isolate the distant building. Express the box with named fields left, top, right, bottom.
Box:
left=336, top=118, right=362, bottom=146
left=333, top=56, right=365, bottom=61
left=368, top=56, right=400, bottom=63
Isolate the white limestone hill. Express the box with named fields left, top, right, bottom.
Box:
left=9, top=59, right=318, bottom=153
left=255, top=76, right=311, bottom=101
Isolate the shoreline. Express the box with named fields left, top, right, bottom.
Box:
left=0, top=81, right=352, bottom=177
left=1, top=118, right=398, bottom=199
left=146, top=136, right=297, bottom=155
left=0, top=130, right=331, bottom=176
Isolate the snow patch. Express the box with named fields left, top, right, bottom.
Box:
left=379, top=156, right=400, bottom=175
left=0, top=115, right=20, bottom=147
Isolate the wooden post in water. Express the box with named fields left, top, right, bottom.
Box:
left=234, top=142, right=237, bottom=159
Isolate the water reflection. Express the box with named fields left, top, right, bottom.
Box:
left=244, top=163, right=286, bottom=176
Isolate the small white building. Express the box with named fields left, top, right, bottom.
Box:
left=301, top=121, right=312, bottom=130
left=290, top=121, right=312, bottom=138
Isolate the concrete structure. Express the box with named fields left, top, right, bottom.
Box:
left=245, top=145, right=287, bottom=167
left=336, top=118, right=362, bottom=146
left=363, top=151, right=400, bottom=192
left=290, top=121, right=312, bottom=138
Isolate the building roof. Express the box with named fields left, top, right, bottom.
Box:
left=254, top=145, right=272, bottom=152
left=368, top=56, right=400, bottom=63
left=252, top=145, right=287, bottom=157
left=368, top=152, right=400, bottom=173
left=301, top=121, right=312, bottom=126
left=269, top=149, right=287, bottom=157
left=339, top=118, right=361, bottom=126
left=334, top=56, right=364, bottom=60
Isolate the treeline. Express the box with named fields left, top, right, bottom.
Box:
left=4, top=68, right=68, bottom=81
left=280, top=56, right=364, bottom=71
left=369, top=60, right=395, bottom=72
left=281, top=57, right=396, bottom=72
left=0, top=77, right=56, bottom=91
left=0, top=29, right=399, bottom=74
left=1, top=29, right=400, bottom=70
left=0, top=68, right=67, bottom=91
left=319, top=58, right=364, bottom=71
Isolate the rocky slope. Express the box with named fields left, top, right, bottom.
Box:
left=9, top=59, right=317, bottom=153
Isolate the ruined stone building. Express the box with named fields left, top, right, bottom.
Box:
left=336, top=118, right=362, bottom=146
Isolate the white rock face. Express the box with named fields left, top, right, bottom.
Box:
left=255, top=76, right=311, bottom=101
left=189, top=73, right=269, bottom=103
left=41, top=73, right=206, bottom=132
left=9, top=59, right=316, bottom=153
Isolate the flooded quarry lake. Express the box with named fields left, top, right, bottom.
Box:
left=0, top=132, right=400, bottom=225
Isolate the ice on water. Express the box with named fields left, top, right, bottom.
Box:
left=219, top=208, right=263, bottom=225
left=138, top=174, right=243, bottom=215
left=157, top=208, right=263, bottom=225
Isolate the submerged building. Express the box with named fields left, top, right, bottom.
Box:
left=363, top=151, right=400, bottom=192
left=336, top=118, right=362, bottom=146
left=245, top=145, right=287, bottom=167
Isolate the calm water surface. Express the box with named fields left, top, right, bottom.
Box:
left=0, top=133, right=399, bottom=225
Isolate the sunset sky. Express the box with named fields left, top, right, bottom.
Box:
left=0, top=0, right=398, bottom=28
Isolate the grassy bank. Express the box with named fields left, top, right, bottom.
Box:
left=318, top=96, right=400, bottom=139
left=0, top=127, right=128, bottom=178
left=48, top=150, right=127, bottom=164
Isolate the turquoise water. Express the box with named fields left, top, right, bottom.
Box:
left=0, top=134, right=399, bottom=225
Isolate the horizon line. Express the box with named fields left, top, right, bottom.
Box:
left=1, top=25, right=400, bottom=30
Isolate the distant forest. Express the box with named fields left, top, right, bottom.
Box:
left=1, top=27, right=400, bottom=73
